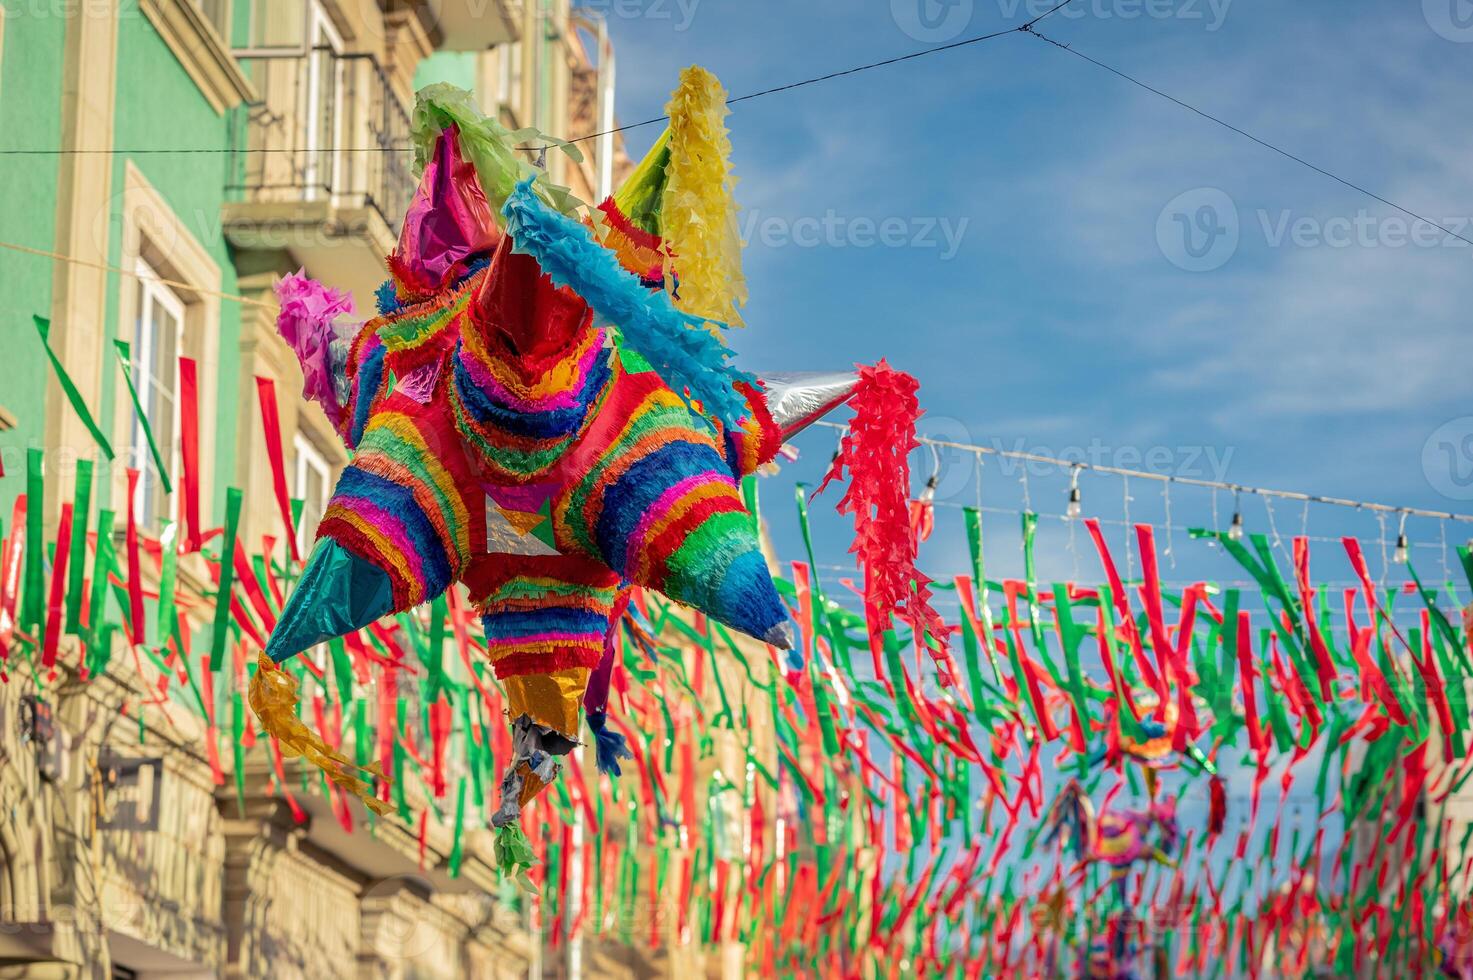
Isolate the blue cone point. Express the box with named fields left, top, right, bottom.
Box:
left=265, top=539, right=394, bottom=663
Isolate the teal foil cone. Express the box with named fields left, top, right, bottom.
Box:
left=266, top=540, right=394, bottom=663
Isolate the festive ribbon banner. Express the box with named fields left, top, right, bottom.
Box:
left=0, top=453, right=1468, bottom=977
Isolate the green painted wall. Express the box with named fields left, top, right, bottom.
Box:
left=0, top=1, right=250, bottom=539
left=0, top=3, right=67, bottom=517
left=415, top=51, right=479, bottom=99
left=109, top=0, right=245, bottom=527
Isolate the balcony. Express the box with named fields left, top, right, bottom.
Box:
left=384, top=0, right=524, bottom=51
left=224, top=48, right=415, bottom=311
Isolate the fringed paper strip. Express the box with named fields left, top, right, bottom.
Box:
left=411, top=83, right=582, bottom=223
left=274, top=270, right=355, bottom=428
left=662, top=65, right=748, bottom=329
left=814, top=361, right=951, bottom=672
left=249, top=652, right=393, bottom=816
left=501, top=177, right=755, bottom=431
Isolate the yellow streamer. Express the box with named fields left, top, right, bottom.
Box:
left=248, top=653, right=394, bottom=816
left=662, top=65, right=747, bottom=331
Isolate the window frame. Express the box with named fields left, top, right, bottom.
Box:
left=130, top=257, right=186, bottom=532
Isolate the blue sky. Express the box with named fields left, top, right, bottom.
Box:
left=589, top=0, right=1473, bottom=589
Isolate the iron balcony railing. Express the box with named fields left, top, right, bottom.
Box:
left=228, top=47, right=414, bottom=234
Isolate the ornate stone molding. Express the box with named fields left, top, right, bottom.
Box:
left=138, top=0, right=257, bottom=114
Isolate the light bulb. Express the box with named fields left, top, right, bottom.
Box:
left=1393, top=533, right=1409, bottom=564
left=920, top=474, right=937, bottom=503
left=1066, top=486, right=1082, bottom=519
left=1227, top=511, right=1244, bottom=541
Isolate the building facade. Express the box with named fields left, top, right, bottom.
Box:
left=0, top=2, right=628, bottom=977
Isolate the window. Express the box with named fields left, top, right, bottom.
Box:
left=302, top=2, right=344, bottom=200
left=293, top=432, right=331, bottom=552
left=191, top=0, right=231, bottom=41
left=243, top=0, right=308, bottom=52
left=498, top=41, right=522, bottom=117
left=131, top=259, right=183, bottom=532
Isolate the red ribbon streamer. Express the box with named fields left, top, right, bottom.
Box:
left=42, top=503, right=73, bottom=671
left=179, top=356, right=203, bottom=552
left=124, top=469, right=146, bottom=645
left=255, top=376, right=301, bottom=562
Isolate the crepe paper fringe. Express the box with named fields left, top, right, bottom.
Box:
left=274, top=269, right=355, bottom=428
left=453, top=314, right=615, bottom=483
left=549, top=360, right=789, bottom=645
left=248, top=652, right=393, bottom=816
left=586, top=709, right=633, bottom=777
left=662, top=66, right=748, bottom=330
left=318, top=395, right=478, bottom=612
left=410, top=83, right=582, bottom=224
left=596, top=197, right=668, bottom=286
left=813, top=360, right=951, bottom=670
left=501, top=177, right=756, bottom=432
left=467, top=554, right=623, bottom=680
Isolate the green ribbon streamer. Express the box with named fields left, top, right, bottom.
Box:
left=64, top=458, right=92, bottom=634
left=963, top=507, right=1005, bottom=686
left=22, top=449, right=45, bottom=636
left=85, top=510, right=117, bottom=676
left=32, top=316, right=113, bottom=459
left=209, top=488, right=243, bottom=671
left=154, top=521, right=178, bottom=652
left=448, top=778, right=467, bottom=878
left=113, top=339, right=173, bottom=495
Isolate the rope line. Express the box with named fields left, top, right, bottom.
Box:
left=813, top=420, right=1473, bottom=523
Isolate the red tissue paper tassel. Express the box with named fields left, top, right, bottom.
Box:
left=814, top=360, right=951, bottom=679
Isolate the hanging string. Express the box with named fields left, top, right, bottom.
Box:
left=1018, top=455, right=1033, bottom=515
left=0, top=239, right=275, bottom=309
left=1376, top=511, right=1390, bottom=589
left=811, top=422, right=1473, bottom=524
left=1161, top=480, right=1175, bottom=569
left=1122, top=475, right=1135, bottom=583
left=1262, top=495, right=1290, bottom=565
left=1067, top=466, right=1082, bottom=581
left=1441, top=519, right=1452, bottom=587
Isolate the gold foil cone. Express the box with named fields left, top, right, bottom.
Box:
left=502, top=666, right=590, bottom=739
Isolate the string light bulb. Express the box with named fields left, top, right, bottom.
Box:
left=1393, top=513, right=1409, bottom=564
left=1228, top=509, right=1244, bottom=541
left=1066, top=466, right=1082, bottom=519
